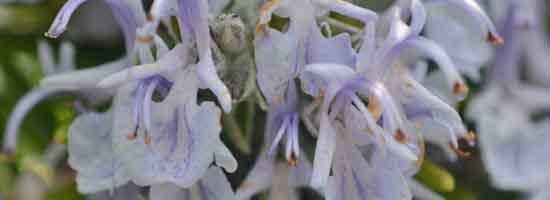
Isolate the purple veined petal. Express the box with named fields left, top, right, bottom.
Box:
left=424, top=0, right=503, bottom=45
left=45, top=0, right=89, bottom=38
left=382, top=36, right=468, bottom=100
left=255, top=27, right=299, bottom=103
left=112, top=67, right=222, bottom=188
left=68, top=110, right=130, bottom=194
left=3, top=88, right=61, bottom=154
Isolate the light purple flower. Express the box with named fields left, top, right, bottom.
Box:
left=111, top=66, right=236, bottom=188
left=468, top=3, right=550, bottom=197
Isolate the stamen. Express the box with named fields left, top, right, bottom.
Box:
left=416, top=139, right=425, bottom=168
left=268, top=116, right=291, bottom=155
left=144, top=133, right=152, bottom=145
left=394, top=129, right=408, bottom=144
left=127, top=126, right=138, bottom=140
left=291, top=114, right=300, bottom=158
left=287, top=152, right=298, bottom=167
left=449, top=142, right=472, bottom=159
left=367, top=95, right=381, bottom=121
left=143, top=79, right=160, bottom=139
left=464, top=131, right=476, bottom=146
left=453, top=81, right=469, bottom=97
left=487, top=32, right=504, bottom=45
left=137, top=35, right=154, bottom=44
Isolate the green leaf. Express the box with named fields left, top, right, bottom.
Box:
left=43, top=183, right=85, bottom=200
left=12, top=51, right=42, bottom=87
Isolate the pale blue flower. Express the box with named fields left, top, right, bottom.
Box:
left=111, top=66, right=236, bottom=188
left=300, top=3, right=482, bottom=194
left=468, top=3, right=550, bottom=197
left=254, top=0, right=373, bottom=165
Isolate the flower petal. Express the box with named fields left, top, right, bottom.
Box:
left=68, top=111, right=129, bottom=193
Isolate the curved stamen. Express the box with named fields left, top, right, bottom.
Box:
left=143, top=78, right=160, bottom=144
left=3, top=89, right=61, bottom=155
left=269, top=115, right=291, bottom=155
left=129, top=82, right=147, bottom=140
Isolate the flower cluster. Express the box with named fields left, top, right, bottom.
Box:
left=2, top=0, right=505, bottom=199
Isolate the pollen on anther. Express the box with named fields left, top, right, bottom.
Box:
left=394, top=129, right=408, bottom=144
left=465, top=131, right=476, bottom=145
left=449, top=143, right=472, bottom=159
left=453, top=82, right=469, bottom=97
left=127, top=132, right=138, bottom=140
left=144, top=135, right=152, bottom=145
left=487, top=32, right=504, bottom=45
left=137, top=35, right=154, bottom=44
left=287, top=153, right=298, bottom=167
